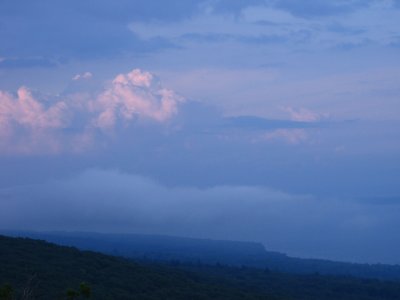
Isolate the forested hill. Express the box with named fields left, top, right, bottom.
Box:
left=0, top=235, right=277, bottom=300
left=2, top=235, right=400, bottom=300
left=5, top=231, right=400, bottom=281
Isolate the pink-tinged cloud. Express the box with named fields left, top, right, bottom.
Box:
left=0, top=87, right=69, bottom=154
left=0, top=69, right=185, bottom=154
left=283, top=106, right=329, bottom=122
left=0, top=87, right=67, bottom=133
left=92, top=69, right=184, bottom=129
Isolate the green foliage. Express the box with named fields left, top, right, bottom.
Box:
left=0, top=235, right=280, bottom=299
left=0, top=284, right=13, bottom=300
left=12, top=231, right=400, bottom=281
left=66, top=288, right=79, bottom=300
left=79, top=282, right=91, bottom=299
left=65, top=282, right=91, bottom=300
left=1, top=235, right=400, bottom=300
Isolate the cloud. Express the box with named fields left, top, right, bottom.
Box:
left=0, top=1, right=179, bottom=60
left=127, top=0, right=400, bottom=56
left=2, top=67, right=332, bottom=154
left=0, top=69, right=184, bottom=154
left=0, top=87, right=68, bottom=153
left=0, top=0, right=399, bottom=266
left=210, top=0, right=267, bottom=15
left=213, top=111, right=326, bottom=145
left=1, top=168, right=399, bottom=263
left=91, top=69, right=184, bottom=129
left=1, top=0, right=398, bottom=70
left=222, top=116, right=318, bottom=130
left=272, top=0, right=374, bottom=18
left=263, top=128, right=308, bottom=144
left=282, top=106, right=329, bottom=122
left=72, top=72, right=93, bottom=81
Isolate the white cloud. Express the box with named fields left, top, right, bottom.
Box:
left=91, top=69, right=184, bottom=129
left=0, top=87, right=69, bottom=153
left=0, top=87, right=67, bottom=131
left=0, top=69, right=184, bottom=153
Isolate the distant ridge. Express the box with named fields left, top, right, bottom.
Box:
left=2, top=234, right=400, bottom=300
left=0, top=234, right=280, bottom=299
left=3, top=230, right=400, bottom=281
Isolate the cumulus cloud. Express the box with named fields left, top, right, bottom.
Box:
left=0, top=69, right=184, bottom=154
left=91, top=69, right=184, bottom=129
left=0, top=87, right=69, bottom=153
left=1, top=67, right=329, bottom=154
left=0, top=87, right=67, bottom=132
left=1, top=169, right=399, bottom=263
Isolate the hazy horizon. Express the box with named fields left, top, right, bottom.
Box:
left=1, top=0, right=400, bottom=265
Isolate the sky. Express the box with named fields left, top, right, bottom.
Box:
left=0, top=0, right=400, bottom=264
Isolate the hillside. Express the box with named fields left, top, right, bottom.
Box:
left=6, top=231, right=400, bottom=281
left=1, top=235, right=400, bottom=299
left=0, top=235, right=279, bottom=300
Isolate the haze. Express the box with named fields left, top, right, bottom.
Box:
left=0, top=0, right=400, bottom=264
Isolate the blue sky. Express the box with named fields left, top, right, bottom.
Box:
left=0, top=0, right=400, bottom=264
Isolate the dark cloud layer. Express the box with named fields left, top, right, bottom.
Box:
left=0, top=0, right=182, bottom=60
left=0, top=0, right=385, bottom=62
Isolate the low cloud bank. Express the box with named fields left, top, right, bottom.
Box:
left=1, top=169, right=399, bottom=264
